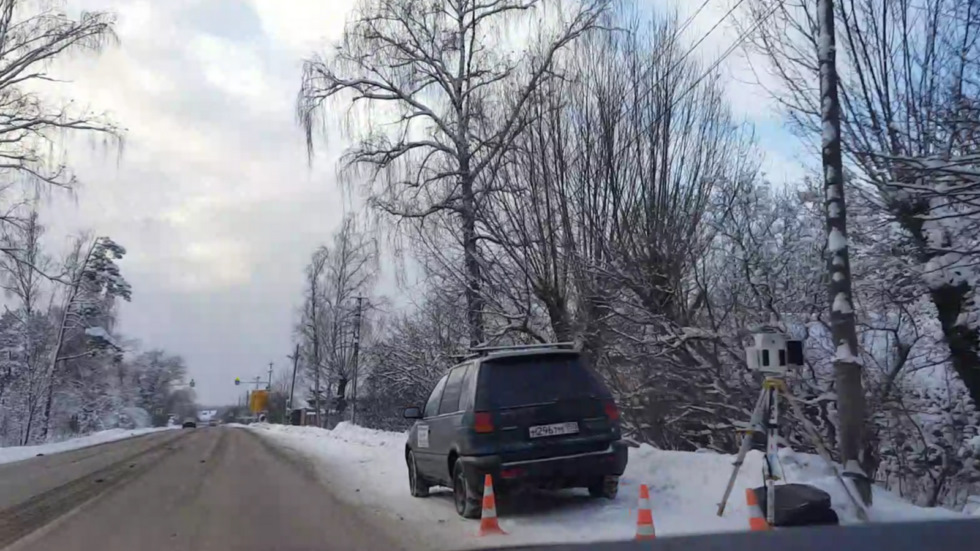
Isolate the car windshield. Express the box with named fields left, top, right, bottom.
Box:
left=482, top=354, right=608, bottom=409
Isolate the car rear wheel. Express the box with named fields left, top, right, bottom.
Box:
left=588, top=476, right=619, bottom=499
left=452, top=459, right=480, bottom=519
left=407, top=451, right=430, bottom=498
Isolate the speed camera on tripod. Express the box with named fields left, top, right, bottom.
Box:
left=745, top=332, right=804, bottom=375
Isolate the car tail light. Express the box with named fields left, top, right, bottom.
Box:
left=474, top=412, right=494, bottom=433
left=604, top=400, right=620, bottom=421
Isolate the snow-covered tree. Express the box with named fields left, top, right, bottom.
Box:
left=298, top=0, right=611, bottom=346
left=742, top=0, right=980, bottom=407
left=40, top=235, right=131, bottom=439
left=297, top=216, right=377, bottom=423
left=0, top=205, right=53, bottom=444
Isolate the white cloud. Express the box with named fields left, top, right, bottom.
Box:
left=30, top=0, right=356, bottom=403
left=248, top=0, right=354, bottom=55
left=191, top=35, right=274, bottom=106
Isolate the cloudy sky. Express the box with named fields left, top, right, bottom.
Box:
left=38, top=0, right=809, bottom=405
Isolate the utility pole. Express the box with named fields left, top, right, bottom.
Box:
left=267, top=362, right=273, bottom=391
left=817, top=0, right=871, bottom=507
left=288, top=344, right=300, bottom=422
left=350, top=295, right=363, bottom=426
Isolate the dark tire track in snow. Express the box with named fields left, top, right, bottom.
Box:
left=0, top=429, right=192, bottom=550
left=0, top=430, right=185, bottom=511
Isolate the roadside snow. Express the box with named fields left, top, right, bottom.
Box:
left=248, top=423, right=964, bottom=548
left=0, top=427, right=177, bottom=466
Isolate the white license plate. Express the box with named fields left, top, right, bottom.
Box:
left=529, top=422, right=579, bottom=438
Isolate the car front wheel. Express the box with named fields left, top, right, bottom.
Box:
left=452, top=459, right=481, bottom=519
left=407, top=451, right=430, bottom=497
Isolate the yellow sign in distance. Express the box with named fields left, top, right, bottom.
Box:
left=249, top=389, right=269, bottom=413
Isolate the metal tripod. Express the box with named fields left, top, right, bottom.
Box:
left=716, top=376, right=869, bottom=524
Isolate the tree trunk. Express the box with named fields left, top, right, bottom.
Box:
left=288, top=344, right=299, bottom=418
left=21, top=400, right=36, bottom=445
left=544, top=297, right=572, bottom=342
left=313, top=359, right=321, bottom=428
left=818, top=0, right=872, bottom=506
left=39, top=239, right=97, bottom=441
left=310, top=272, right=321, bottom=428
left=336, top=376, right=348, bottom=415
left=40, top=288, right=77, bottom=441
left=928, top=275, right=980, bottom=406
left=461, top=173, right=484, bottom=346
left=39, top=370, right=55, bottom=441
left=895, top=200, right=980, bottom=407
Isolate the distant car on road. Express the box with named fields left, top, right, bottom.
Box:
left=208, top=419, right=218, bottom=427
left=182, top=419, right=197, bottom=429
left=403, top=343, right=628, bottom=518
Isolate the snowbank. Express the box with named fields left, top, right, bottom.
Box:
left=0, top=426, right=177, bottom=466
left=248, top=423, right=964, bottom=548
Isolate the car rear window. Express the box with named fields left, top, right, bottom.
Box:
left=478, top=353, right=610, bottom=409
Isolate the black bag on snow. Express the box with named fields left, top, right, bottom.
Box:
left=752, top=483, right=840, bottom=527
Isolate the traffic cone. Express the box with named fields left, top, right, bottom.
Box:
left=478, top=474, right=506, bottom=536
left=745, top=488, right=770, bottom=531
left=635, top=484, right=656, bottom=540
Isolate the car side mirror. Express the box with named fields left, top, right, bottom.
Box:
left=403, top=406, right=422, bottom=419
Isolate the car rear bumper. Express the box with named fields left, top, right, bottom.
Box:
left=459, top=440, right=628, bottom=490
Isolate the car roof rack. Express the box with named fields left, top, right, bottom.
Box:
left=464, top=342, right=578, bottom=359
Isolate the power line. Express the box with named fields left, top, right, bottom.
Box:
left=616, top=0, right=750, bottom=129
left=614, top=0, right=785, bottom=158
left=678, top=0, right=749, bottom=70
left=584, top=0, right=715, bottom=102
left=673, top=0, right=782, bottom=112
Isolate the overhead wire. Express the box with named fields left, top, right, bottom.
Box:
left=612, top=0, right=786, bottom=158
left=625, top=0, right=746, bottom=111
left=677, top=0, right=750, bottom=70
left=609, top=0, right=715, bottom=100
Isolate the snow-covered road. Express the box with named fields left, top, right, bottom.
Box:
left=249, top=422, right=964, bottom=548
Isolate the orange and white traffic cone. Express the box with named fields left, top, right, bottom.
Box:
left=635, top=484, right=656, bottom=541
left=745, top=488, right=770, bottom=531
left=478, top=474, right=506, bottom=536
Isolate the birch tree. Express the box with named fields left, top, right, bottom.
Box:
left=297, top=0, right=610, bottom=345
left=817, top=0, right=871, bottom=504
left=40, top=235, right=130, bottom=439
left=299, top=247, right=327, bottom=426
left=0, top=205, right=52, bottom=443
left=296, top=216, right=377, bottom=421
left=318, top=216, right=377, bottom=413
left=0, top=0, right=120, bottom=190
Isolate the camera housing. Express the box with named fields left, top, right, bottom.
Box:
left=745, top=332, right=804, bottom=374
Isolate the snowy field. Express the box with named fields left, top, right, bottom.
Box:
left=248, top=422, right=965, bottom=548
left=0, top=427, right=178, bottom=466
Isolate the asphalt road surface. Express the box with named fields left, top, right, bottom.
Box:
left=0, top=427, right=410, bottom=551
